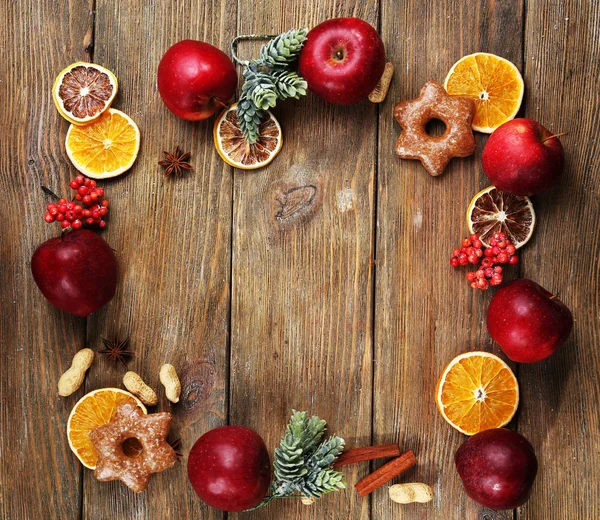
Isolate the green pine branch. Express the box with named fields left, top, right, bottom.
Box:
left=236, top=29, right=308, bottom=144
left=249, top=410, right=346, bottom=511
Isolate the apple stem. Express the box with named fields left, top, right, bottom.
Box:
left=41, top=185, right=60, bottom=202
left=542, top=132, right=568, bottom=144
left=230, top=34, right=280, bottom=67
left=549, top=294, right=558, bottom=301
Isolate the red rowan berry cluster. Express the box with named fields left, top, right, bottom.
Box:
left=450, top=232, right=518, bottom=290
left=44, top=175, right=109, bottom=230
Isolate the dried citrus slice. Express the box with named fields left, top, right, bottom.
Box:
left=66, top=108, right=140, bottom=179
left=467, top=186, right=535, bottom=249
left=444, top=53, right=524, bottom=133
left=52, top=62, right=118, bottom=125
left=213, top=104, right=282, bottom=170
left=436, top=351, right=519, bottom=436
left=67, top=388, right=146, bottom=469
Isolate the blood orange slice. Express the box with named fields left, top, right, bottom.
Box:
left=67, top=388, right=146, bottom=469
left=213, top=104, right=282, bottom=170
left=436, top=351, right=519, bottom=436
left=467, top=186, right=535, bottom=249
left=52, top=62, right=118, bottom=125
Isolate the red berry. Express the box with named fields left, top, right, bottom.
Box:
left=78, top=186, right=89, bottom=196
left=71, top=219, right=83, bottom=229
left=92, top=210, right=100, bottom=219
left=89, top=179, right=97, bottom=188
left=481, top=258, right=493, bottom=268
left=509, top=255, right=519, bottom=265
left=484, top=248, right=495, bottom=258
left=70, top=180, right=78, bottom=189
left=58, top=198, right=67, bottom=205
left=58, top=204, right=68, bottom=214
left=494, top=266, right=503, bottom=273
left=86, top=217, right=94, bottom=225
left=61, top=220, right=70, bottom=229
left=44, top=213, right=55, bottom=223
left=75, top=194, right=83, bottom=201
left=101, top=200, right=109, bottom=207
left=99, top=220, right=107, bottom=228
left=452, top=249, right=461, bottom=258
left=90, top=192, right=99, bottom=202
left=66, top=202, right=75, bottom=210
left=484, top=268, right=493, bottom=278
left=84, top=178, right=92, bottom=187
left=96, top=188, right=104, bottom=197
left=65, top=210, right=75, bottom=221
left=83, top=209, right=92, bottom=218
left=83, top=195, right=92, bottom=205
left=462, top=238, right=471, bottom=247
left=47, top=203, right=57, bottom=210
left=49, top=207, right=58, bottom=217
left=506, top=244, right=516, bottom=254
left=99, top=206, right=107, bottom=216
left=75, top=175, right=85, bottom=184
left=74, top=205, right=83, bottom=214
left=470, top=234, right=479, bottom=241
left=458, top=254, right=469, bottom=266
left=466, top=272, right=476, bottom=282
left=468, top=255, right=478, bottom=264
left=56, top=214, right=65, bottom=222
left=450, top=258, right=459, bottom=267
left=475, top=249, right=483, bottom=258
left=472, top=239, right=482, bottom=249
left=497, top=252, right=509, bottom=263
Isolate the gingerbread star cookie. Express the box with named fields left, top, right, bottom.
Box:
left=393, top=81, right=476, bottom=176
left=89, top=402, right=176, bottom=492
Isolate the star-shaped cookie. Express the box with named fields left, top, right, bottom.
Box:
left=393, top=80, right=476, bottom=176
left=89, top=402, right=177, bottom=492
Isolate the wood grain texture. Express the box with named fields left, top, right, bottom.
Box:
left=374, top=2, right=523, bottom=519
left=228, top=2, right=378, bottom=519
left=0, top=1, right=92, bottom=518
left=82, top=1, right=235, bottom=518
left=518, top=0, right=600, bottom=518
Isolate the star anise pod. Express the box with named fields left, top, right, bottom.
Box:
left=168, top=437, right=183, bottom=458
left=159, top=146, right=194, bottom=177
left=99, top=335, right=133, bottom=367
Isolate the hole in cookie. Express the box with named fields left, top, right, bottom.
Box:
left=122, top=437, right=144, bottom=458
left=425, top=118, right=447, bottom=137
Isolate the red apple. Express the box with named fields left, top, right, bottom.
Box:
left=31, top=229, right=117, bottom=317
left=487, top=278, right=573, bottom=363
left=298, top=18, right=385, bottom=105
left=157, top=40, right=237, bottom=121
left=482, top=118, right=565, bottom=196
left=188, top=425, right=271, bottom=512
left=455, top=428, right=538, bottom=510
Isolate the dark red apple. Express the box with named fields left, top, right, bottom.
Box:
left=487, top=278, right=573, bottom=363
left=188, top=425, right=271, bottom=512
left=298, top=18, right=385, bottom=105
left=482, top=118, right=565, bottom=196
left=31, top=229, right=117, bottom=317
left=157, top=40, right=237, bottom=121
left=455, top=428, right=538, bottom=510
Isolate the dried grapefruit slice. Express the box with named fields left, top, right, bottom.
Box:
left=436, top=351, right=519, bottom=436
left=444, top=53, right=524, bottom=133
left=214, top=104, right=282, bottom=170
left=467, top=186, right=535, bottom=249
left=53, top=62, right=118, bottom=125
left=67, top=388, right=146, bottom=469
left=66, top=108, right=140, bottom=179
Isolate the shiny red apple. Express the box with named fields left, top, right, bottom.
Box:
left=298, top=17, right=385, bottom=105
left=31, top=229, right=117, bottom=317
left=487, top=278, right=573, bottom=363
left=455, top=428, right=538, bottom=510
left=188, top=425, right=271, bottom=512
left=157, top=40, right=237, bottom=121
left=482, top=118, right=565, bottom=196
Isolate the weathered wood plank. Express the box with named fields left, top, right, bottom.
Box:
left=83, top=1, right=235, bottom=518
left=374, top=2, right=523, bottom=519
left=229, top=2, right=379, bottom=519
left=518, top=0, right=600, bottom=518
left=0, top=1, right=92, bottom=518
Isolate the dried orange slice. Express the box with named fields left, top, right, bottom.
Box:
left=467, top=186, right=535, bottom=249
left=213, top=104, right=282, bottom=170
left=53, top=62, right=118, bottom=125
left=444, top=53, right=524, bottom=133
left=67, top=388, right=146, bottom=469
left=66, top=108, right=140, bottom=179
left=436, top=351, right=519, bottom=436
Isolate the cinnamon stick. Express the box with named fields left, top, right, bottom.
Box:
left=355, top=450, right=417, bottom=497
left=333, top=444, right=401, bottom=468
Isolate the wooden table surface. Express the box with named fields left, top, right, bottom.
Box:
left=2, top=0, right=599, bottom=519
